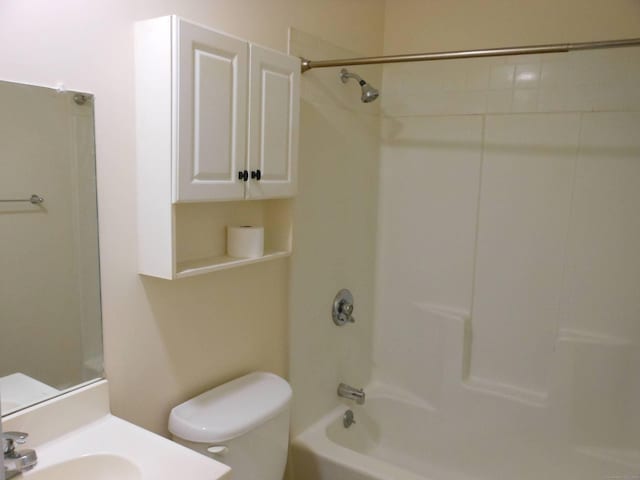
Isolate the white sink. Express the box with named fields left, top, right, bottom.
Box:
left=3, top=380, right=231, bottom=480
left=25, top=454, right=141, bottom=480
left=21, top=414, right=230, bottom=480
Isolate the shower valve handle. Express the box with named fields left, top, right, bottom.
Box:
left=337, top=300, right=355, bottom=324
left=332, top=289, right=355, bottom=326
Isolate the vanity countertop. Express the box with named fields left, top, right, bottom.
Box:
left=23, top=414, right=231, bottom=480
left=2, top=380, right=231, bottom=480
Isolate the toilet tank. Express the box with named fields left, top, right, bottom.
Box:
left=169, top=372, right=292, bottom=480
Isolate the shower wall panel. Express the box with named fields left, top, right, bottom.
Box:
left=375, top=47, right=640, bottom=456
left=289, top=29, right=382, bottom=436
left=375, top=115, right=482, bottom=406
left=471, top=113, right=579, bottom=397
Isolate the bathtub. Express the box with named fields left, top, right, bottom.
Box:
left=291, top=387, right=636, bottom=480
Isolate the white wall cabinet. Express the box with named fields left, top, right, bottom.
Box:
left=135, top=16, right=298, bottom=278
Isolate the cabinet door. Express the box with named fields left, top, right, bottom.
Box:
left=247, top=45, right=300, bottom=199
left=175, top=19, right=248, bottom=202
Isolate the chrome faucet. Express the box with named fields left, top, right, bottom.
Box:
left=3, top=432, right=37, bottom=479
left=337, top=383, right=365, bottom=405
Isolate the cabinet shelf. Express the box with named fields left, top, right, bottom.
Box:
left=176, top=249, right=291, bottom=278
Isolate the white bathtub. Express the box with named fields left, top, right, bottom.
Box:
left=292, top=388, right=637, bottom=480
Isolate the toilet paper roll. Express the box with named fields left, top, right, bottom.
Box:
left=227, top=226, right=264, bottom=258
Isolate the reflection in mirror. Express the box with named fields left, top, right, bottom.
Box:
left=0, top=80, right=103, bottom=415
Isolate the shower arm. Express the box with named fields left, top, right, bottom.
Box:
left=299, top=37, right=640, bottom=73
left=340, top=69, right=364, bottom=84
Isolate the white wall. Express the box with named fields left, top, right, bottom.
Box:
left=288, top=30, right=382, bottom=436
left=376, top=17, right=640, bottom=470
left=0, top=0, right=384, bottom=435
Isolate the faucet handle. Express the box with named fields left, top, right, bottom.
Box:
left=332, top=289, right=356, bottom=326
left=338, top=300, right=355, bottom=324
left=3, top=432, right=28, bottom=455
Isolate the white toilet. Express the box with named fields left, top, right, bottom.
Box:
left=169, top=371, right=292, bottom=480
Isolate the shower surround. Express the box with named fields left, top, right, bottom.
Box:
left=376, top=46, right=640, bottom=457
left=290, top=25, right=640, bottom=480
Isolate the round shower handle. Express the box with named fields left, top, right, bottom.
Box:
left=251, top=169, right=262, bottom=181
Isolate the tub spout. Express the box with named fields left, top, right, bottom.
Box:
left=338, top=383, right=365, bottom=405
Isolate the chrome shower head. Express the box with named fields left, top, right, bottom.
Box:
left=360, top=83, right=380, bottom=103
left=340, top=68, right=380, bottom=103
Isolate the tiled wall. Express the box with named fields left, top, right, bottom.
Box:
left=375, top=46, right=640, bottom=452
left=382, top=48, right=640, bottom=116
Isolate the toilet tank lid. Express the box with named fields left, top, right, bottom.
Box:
left=169, top=372, right=292, bottom=443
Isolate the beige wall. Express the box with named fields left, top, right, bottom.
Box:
left=383, top=0, right=640, bottom=54
left=0, top=0, right=383, bottom=435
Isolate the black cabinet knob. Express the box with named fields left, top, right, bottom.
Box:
left=251, top=169, right=262, bottom=181
left=238, top=170, right=249, bottom=182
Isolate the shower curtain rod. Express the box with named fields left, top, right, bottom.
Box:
left=299, top=37, right=640, bottom=73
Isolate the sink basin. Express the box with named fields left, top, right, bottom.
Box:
left=25, top=454, right=141, bottom=480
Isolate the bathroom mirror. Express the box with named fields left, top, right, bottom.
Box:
left=0, top=80, right=103, bottom=416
